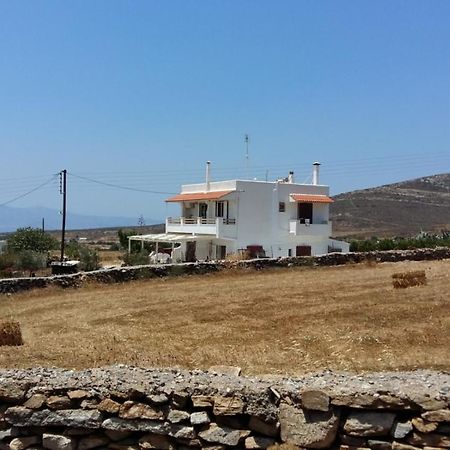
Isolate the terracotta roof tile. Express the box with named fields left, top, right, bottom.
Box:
left=290, top=194, right=334, bottom=203
left=166, top=190, right=234, bottom=202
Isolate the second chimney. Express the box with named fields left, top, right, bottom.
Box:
left=312, top=162, right=320, bottom=185
left=205, top=161, right=211, bottom=191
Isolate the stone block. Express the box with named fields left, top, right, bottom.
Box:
left=279, top=403, right=340, bottom=448
left=119, top=401, right=164, bottom=420
left=301, top=390, right=330, bottom=412
left=42, top=433, right=75, bottom=450
left=248, top=416, right=279, bottom=437
left=213, top=396, right=245, bottom=416
left=190, top=411, right=210, bottom=426
left=97, top=398, right=121, bottom=414
left=422, top=409, right=450, bottom=422
left=344, top=412, right=396, bottom=437
left=391, top=421, right=413, bottom=439
left=244, top=435, right=276, bottom=449
left=198, top=423, right=250, bottom=447
left=9, top=436, right=40, bottom=450
left=411, top=417, right=438, bottom=433
left=167, top=409, right=190, bottom=424
left=23, top=394, right=47, bottom=410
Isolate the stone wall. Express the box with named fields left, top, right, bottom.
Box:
left=0, top=367, right=449, bottom=449
left=1, top=247, right=450, bottom=294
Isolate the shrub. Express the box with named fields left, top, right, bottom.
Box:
left=65, top=241, right=100, bottom=271
left=122, top=250, right=150, bottom=266
left=392, top=270, right=427, bottom=289
left=350, top=234, right=450, bottom=253
left=14, top=250, right=47, bottom=276
left=0, top=252, right=16, bottom=278
left=0, top=320, right=23, bottom=346
left=7, top=227, right=58, bottom=253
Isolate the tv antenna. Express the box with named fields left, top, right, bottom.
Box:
left=244, top=134, right=250, bottom=179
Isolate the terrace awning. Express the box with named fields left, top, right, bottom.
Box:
left=290, top=194, right=334, bottom=203
left=128, top=233, right=214, bottom=243
left=166, top=190, right=234, bottom=202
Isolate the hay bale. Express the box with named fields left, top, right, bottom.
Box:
left=0, top=320, right=23, bottom=346
left=392, top=270, right=427, bottom=289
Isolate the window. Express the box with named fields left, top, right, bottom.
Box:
left=216, top=201, right=225, bottom=217
left=288, top=249, right=292, bottom=257
left=279, top=202, right=286, bottom=212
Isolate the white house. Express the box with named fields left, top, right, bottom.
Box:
left=128, top=162, right=349, bottom=262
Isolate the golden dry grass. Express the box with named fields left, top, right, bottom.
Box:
left=0, top=320, right=23, bottom=346
left=0, top=259, right=449, bottom=374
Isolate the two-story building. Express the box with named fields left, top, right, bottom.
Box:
left=128, top=162, right=349, bottom=262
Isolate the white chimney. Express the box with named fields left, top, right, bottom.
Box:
left=312, top=162, right=320, bottom=185
left=288, top=171, right=294, bottom=183
left=205, top=161, right=211, bottom=192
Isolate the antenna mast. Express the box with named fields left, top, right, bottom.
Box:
left=245, top=134, right=250, bottom=179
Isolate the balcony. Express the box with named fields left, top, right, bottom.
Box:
left=166, top=217, right=237, bottom=238
left=289, top=220, right=332, bottom=237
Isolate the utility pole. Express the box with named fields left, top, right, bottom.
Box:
left=41, top=217, right=45, bottom=232
left=59, top=169, right=67, bottom=262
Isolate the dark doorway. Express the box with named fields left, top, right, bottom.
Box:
left=185, top=241, right=196, bottom=262
left=217, top=245, right=226, bottom=259
left=296, top=245, right=312, bottom=256
left=297, top=202, right=313, bottom=224
left=199, top=203, right=208, bottom=219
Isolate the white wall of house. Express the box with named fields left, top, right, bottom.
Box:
left=167, top=175, right=348, bottom=259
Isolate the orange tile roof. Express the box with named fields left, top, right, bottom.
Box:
left=290, top=194, right=334, bottom=203
left=166, top=190, right=234, bottom=202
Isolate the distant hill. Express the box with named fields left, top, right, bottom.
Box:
left=0, top=205, right=160, bottom=233
left=331, top=173, right=450, bottom=238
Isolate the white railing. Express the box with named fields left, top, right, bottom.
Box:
left=167, top=217, right=236, bottom=225
left=166, top=217, right=237, bottom=238
left=289, top=220, right=332, bottom=236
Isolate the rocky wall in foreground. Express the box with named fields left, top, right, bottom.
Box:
left=1, top=247, right=450, bottom=294
left=0, top=367, right=449, bottom=449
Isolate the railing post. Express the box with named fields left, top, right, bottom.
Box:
left=197, top=217, right=201, bottom=225
left=181, top=217, right=185, bottom=225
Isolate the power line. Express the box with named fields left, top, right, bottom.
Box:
left=0, top=175, right=59, bottom=207
left=67, top=172, right=177, bottom=195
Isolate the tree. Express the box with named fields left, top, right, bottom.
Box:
left=14, top=250, right=47, bottom=276
left=7, top=227, right=58, bottom=253
left=64, top=240, right=100, bottom=272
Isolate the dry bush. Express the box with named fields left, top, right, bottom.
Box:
left=392, top=270, right=427, bottom=289
left=0, top=320, right=23, bottom=346
left=225, top=250, right=251, bottom=261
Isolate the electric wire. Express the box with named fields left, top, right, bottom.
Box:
left=67, top=172, right=177, bottom=195
left=0, top=175, right=59, bottom=207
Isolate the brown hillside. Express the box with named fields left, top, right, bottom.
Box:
left=331, top=173, right=450, bottom=238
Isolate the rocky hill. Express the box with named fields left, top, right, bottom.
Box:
left=331, top=173, right=450, bottom=238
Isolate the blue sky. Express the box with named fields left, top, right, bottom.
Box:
left=1, top=1, right=449, bottom=223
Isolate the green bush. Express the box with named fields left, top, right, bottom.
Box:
left=122, top=250, right=150, bottom=266
left=64, top=240, right=100, bottom=272
left=350, top=234, right=450, bottom=253
left=7, top=227, right=58, bottom=253
left=14, top=250, right=47, bottom=276
left=0, top=252, right=16, bottom=278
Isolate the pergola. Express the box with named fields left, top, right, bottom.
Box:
left=127, top=233, right=212, bottom=253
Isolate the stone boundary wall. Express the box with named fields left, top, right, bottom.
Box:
left=1, top=247, right=450, bottom=294
left=0, top=367, right=449, bottom=450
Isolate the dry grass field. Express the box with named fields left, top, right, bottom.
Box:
left=0, top=259, right=449, bottom=375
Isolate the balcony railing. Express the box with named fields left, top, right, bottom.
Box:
left=167, top=217, right=236, bottom=225
left=289, top=220, right=332, bottom=236
left=166, top=217, right=237, bottom=239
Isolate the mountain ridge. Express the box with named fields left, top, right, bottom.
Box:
left=331, top=173, right=450, bottom=238
left=0, top=205, right=159, bottom=233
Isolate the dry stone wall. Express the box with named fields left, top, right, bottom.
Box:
left=1, top=247, right=450, bottom=294
left=0, top=367, right=449, bottom=450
